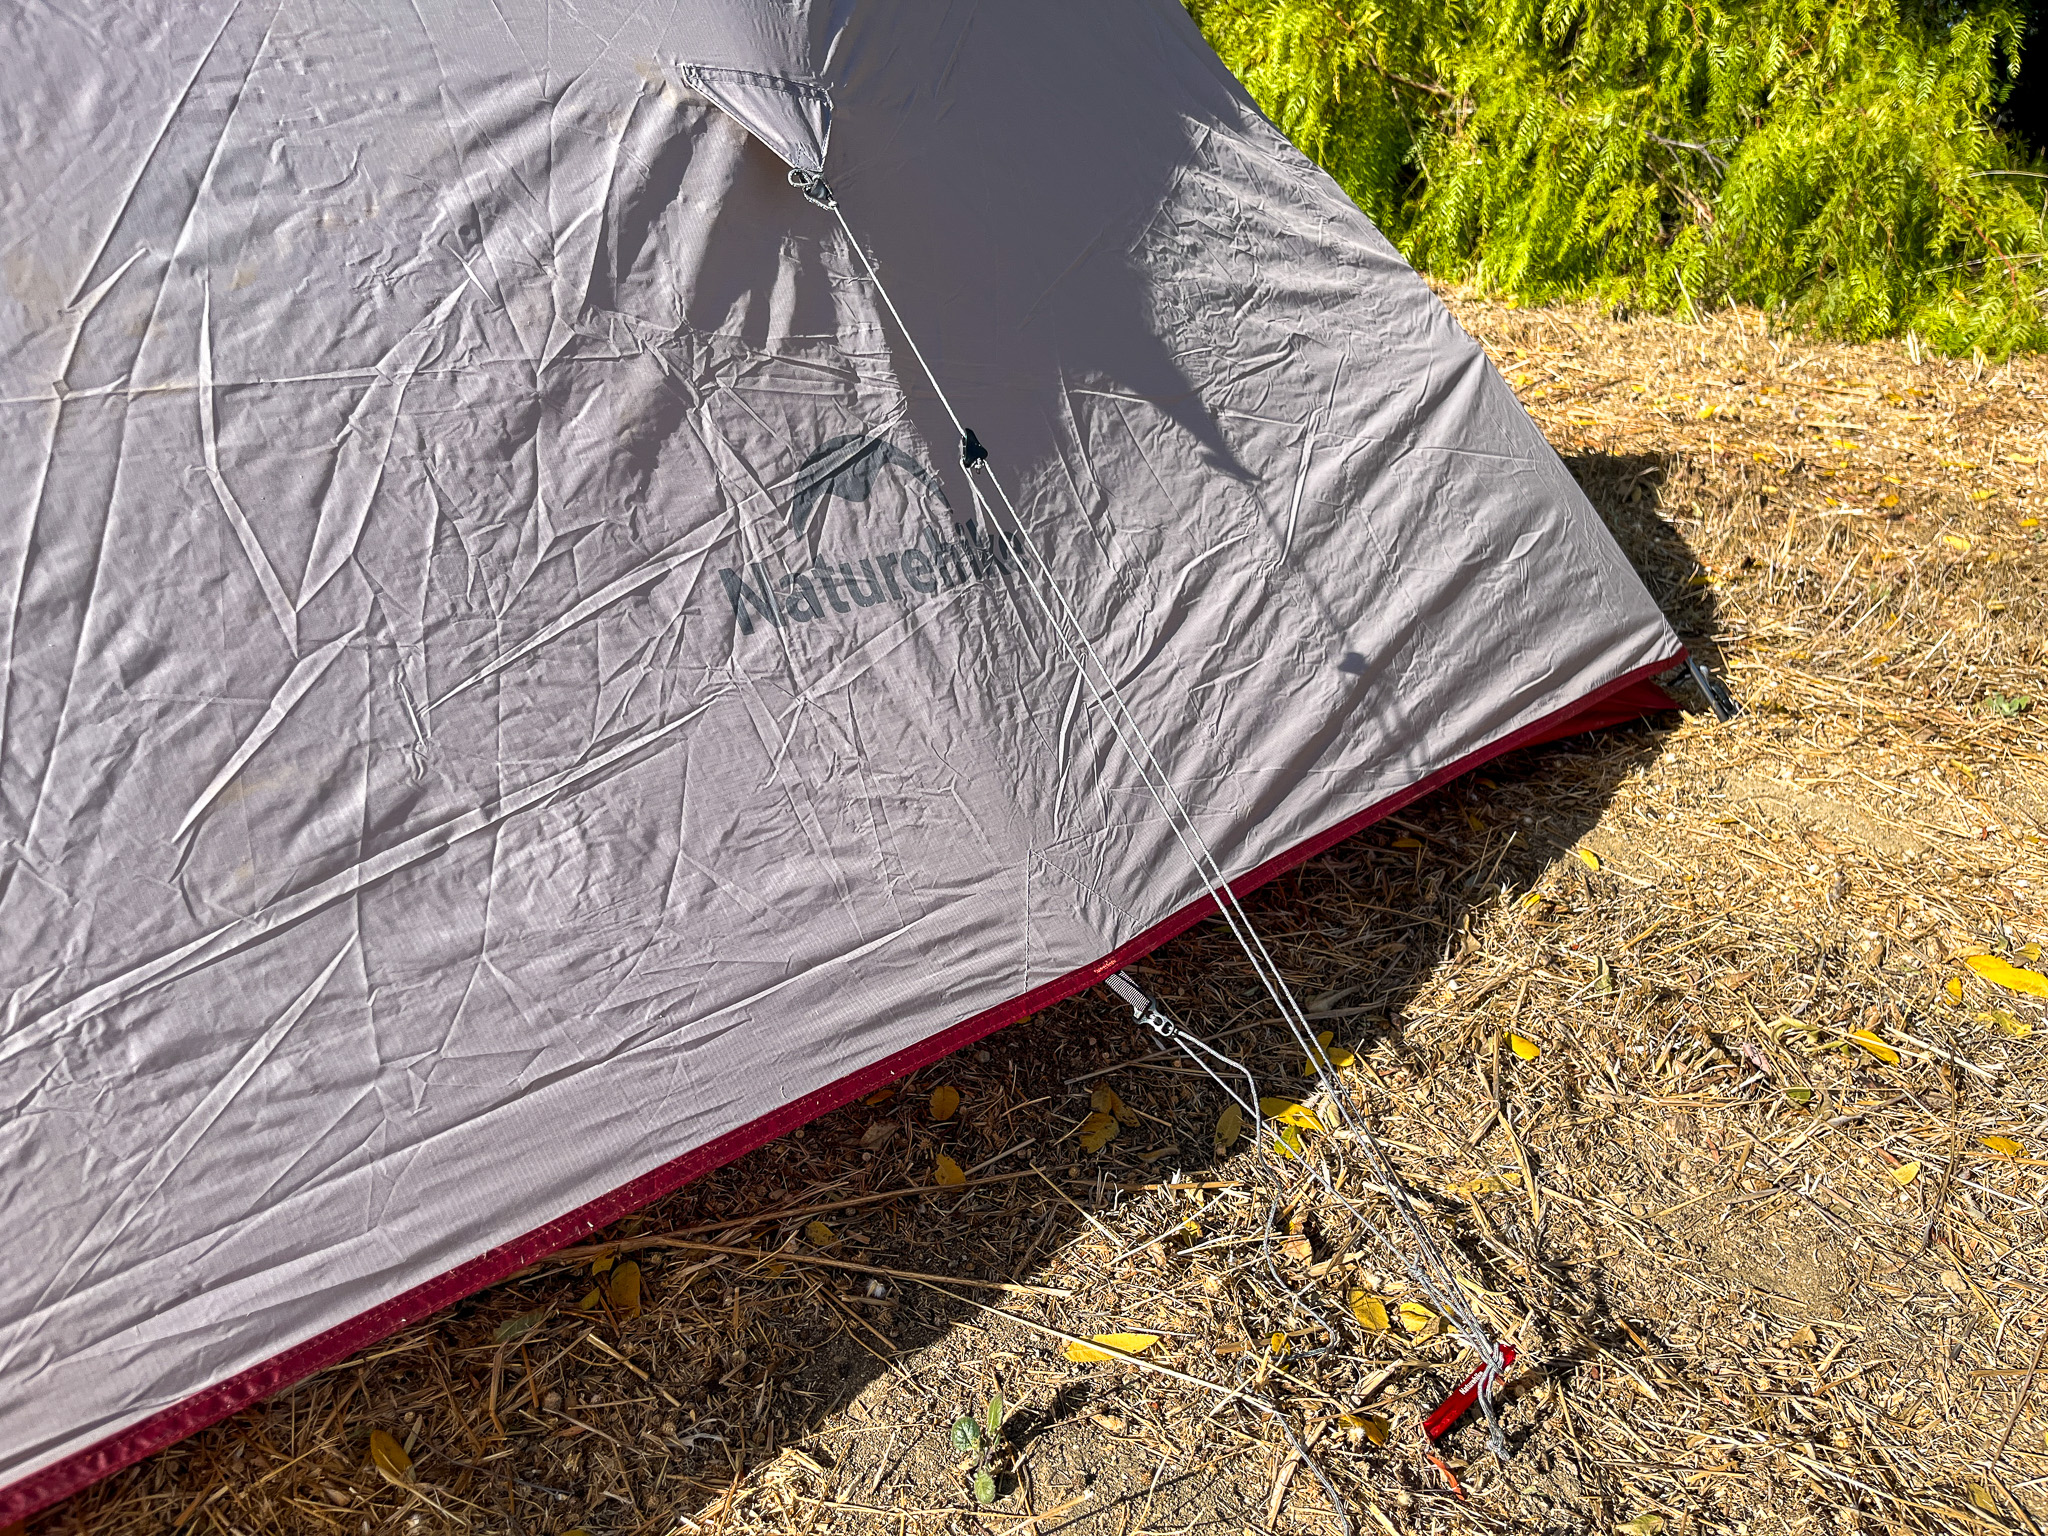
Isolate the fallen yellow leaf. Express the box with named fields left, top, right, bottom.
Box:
left=1398, top=1301, right=1438, bottom=1335
left=929, top=1085, right=961, bottom=1122
left=573, top=1286, right=602, bottom=1312
left=1391, top=836, right=1423, bottom=850
left=1575, top=848, right=1602, bottom=871
left=1336, top=1411, right=1390, bottom=1445
left=1454, top=1174, right=1514, bottom=1195
left=1304, top=1033, right=1356, bottom=1074
left=1078, top=1110, right=1120, bottom=1152
left=1966, top=954, right=2048, bottom=997
left=368, top=1428, right=412, bottom=1483
left=1942, top=532, right=1972, bottom=552
left=1215, top=1103, right=1243, bottom=1148
left=1979, top=1009, right=2032, bottom=1038
left=609, top=1261, right=642, bottom=1318
left=1349, top=1291, right=1390, bottom=1331
left=1891, top=1160, right=1921, bottom=1186
left=1269, top=1331, right=1291, bottom=1359
left=1258, top=1097, right=1323, bottom=1131
left=1064, top=1332, right=1161, bottom=1363
left=1276, top=1124, right=1305, bottom=1158
left=805, top=1219, right=837, bottom=1248
left=1981, top=1136, right=2023, bottom=1157
left=590, top=1252, right=615, bottom=1276
left=1093, top=1084, right=1138, bottom=1126
left=1616, top=1516, right=1664, bottom=1536
left=1945, top=976, right=1965, bottom=1004
left=1848, top=1028, right=1900, bottom=1064
left=932, top=1153, right=966, bottom=1186
left=1508, top=1033, right=1541, bottom=1061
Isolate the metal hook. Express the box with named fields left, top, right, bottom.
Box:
left=787, top=167, right=837, bottom=210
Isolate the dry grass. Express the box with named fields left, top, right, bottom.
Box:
left=31, top=295, right=2048, bottom=1536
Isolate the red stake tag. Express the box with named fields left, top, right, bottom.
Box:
left=1422, top=1344, right=1516, bottom=1441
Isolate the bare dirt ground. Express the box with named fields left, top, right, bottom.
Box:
left=32, top=294, right=2048, bottom=1536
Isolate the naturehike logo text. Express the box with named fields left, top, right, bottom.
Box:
left=719, top=521, right=1019, bottom=636
left=718, top=434, right=1021, bottom=635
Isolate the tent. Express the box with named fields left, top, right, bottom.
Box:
left=0, top=0, right=1684, bottom=1517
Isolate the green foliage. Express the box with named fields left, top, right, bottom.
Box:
left=953, top=1394, right=1006, bottom=1505
left=1189, top=0, right=2048, bottom=353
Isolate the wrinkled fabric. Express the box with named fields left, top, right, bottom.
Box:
left=0, top=0, right=1678, bottom=1502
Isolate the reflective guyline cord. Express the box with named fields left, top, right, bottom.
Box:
left=789, top=170, right=1512, bottom=1452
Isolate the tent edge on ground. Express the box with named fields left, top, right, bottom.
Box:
left=0, top=649, right=1686, bottom=1527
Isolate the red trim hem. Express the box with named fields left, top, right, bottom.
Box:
left=0, top=648, right=1683, bottom=1523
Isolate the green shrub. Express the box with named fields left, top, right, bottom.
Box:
left=1191, top=0, right=2048, bottom=354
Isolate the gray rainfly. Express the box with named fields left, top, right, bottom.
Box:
left=0, top=0, right=1683, bottom=1516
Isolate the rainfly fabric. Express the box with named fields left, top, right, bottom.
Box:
left=0, top=0, right=1682, bottom=1516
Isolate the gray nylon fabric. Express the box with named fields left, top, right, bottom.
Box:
left=0, top=0, right=1679, bottom=1500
